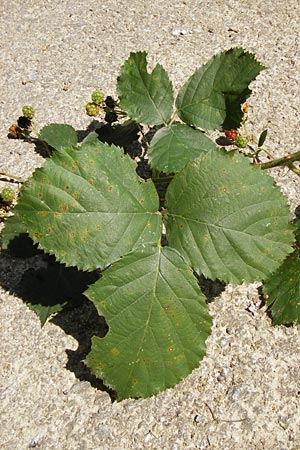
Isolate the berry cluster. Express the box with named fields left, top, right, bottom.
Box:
left=8, top=105, right=35, bottom=139
left=224, top=129, right=238, bottom=141
left=85, top=90, right=105, bottom=117
left=91, top=90, right=105, bottom=105
left=235, top=135, right=249, bottom=148
left=85, top=102, right=101, bottom=117
left=1, top=188, right=15, bottom=204
left=224, top=130, right=249, bottom=148
left=22, top=105, right=35, bottom=120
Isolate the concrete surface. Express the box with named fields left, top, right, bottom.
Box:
left=0, top=1, right=300, bottom=449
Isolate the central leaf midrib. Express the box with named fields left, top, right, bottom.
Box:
left=125, top=246, right=162, bottom=389
left=177, top=57, right=222, bottom=113
left=35, top=210, right=158, bottom=215
left=135, top=60, right=166, bottom=124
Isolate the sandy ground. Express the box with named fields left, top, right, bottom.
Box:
left=1, top=1, right=300, bottom=449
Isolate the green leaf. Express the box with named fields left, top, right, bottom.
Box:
left=258, top=129, right=268, bottom=148
left=81, top=131, right=99, bottom=144
left=86, top=245, right=211, bottom=400
left=39, top=124, right=78, bottom=151
left=1, top=211, right=27, bottom=249
left=15, top=142, right=162, bottom=271
left=117, top=51, right=174, bottom=125
left=148, top=123, right=217, bottom=173
left=165, top=149, right=294, bottom=283
left=17, top=262, right=99, bottom=326
left=176, top=48, right=265, bottom=130
left=1, top=211, right=39, bottom=257
left=263, top=221, right=299, bottom=325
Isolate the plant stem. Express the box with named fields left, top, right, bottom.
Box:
left=290, top=164, right=300, bottom=177
left=260, top=151, right=300, bottom=171
left=0, top=171, right=23, bottom=182
left=167, top=110, right=178, bottom=127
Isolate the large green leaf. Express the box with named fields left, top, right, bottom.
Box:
left=263, top=221, right=299, bottom=325
left=14, top=142, right=161, bottom=270
left=148, top=123, right=217, bottom=173
left=86, top=245, right=211, bottom=400
left=117, top=51, right=174, bottom=125
left=39, top=124, right=78, bottom=150
left=165, top=149, right=294, bottom=283
left=176, top=48, right=265, bottom=130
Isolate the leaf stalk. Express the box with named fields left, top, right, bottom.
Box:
left=260, top=151, right=300, bottom=174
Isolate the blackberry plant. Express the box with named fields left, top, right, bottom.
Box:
left=2, top=48, right=299, bottom=400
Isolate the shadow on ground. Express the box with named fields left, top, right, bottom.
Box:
left=0, top=235, right=115, bottom=397
left=0, top=233, right=226, bottom=401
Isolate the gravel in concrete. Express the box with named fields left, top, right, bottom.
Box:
left=1, top=1, right=300, bottom=449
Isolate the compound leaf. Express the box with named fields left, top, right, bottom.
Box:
left=176, top=48, right=265, bottom=130
left=148, top=123, right=217, bottom=173
left=263, top=221, right=300, bottom=325
left=14, top=141, right=161, bottom=271
left=86, top=245, right=211, bottom=400
left=166, top=149, right=294, bottom=283
left=39, top=123, right=78, bottom=150
left=117, top=51, right=174, bottom=125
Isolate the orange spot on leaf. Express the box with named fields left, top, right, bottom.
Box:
left=71, top=161, right=79, bottom=171
left=58, top=203, right=69, bottom=212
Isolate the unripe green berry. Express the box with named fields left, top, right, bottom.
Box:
left=91, top=90, right=105, bottom=105
left=235, top=135, right=248, bottom=148
left=85, top=102, right=101, bottom=117
left=22, top=105, right=35, bottom=119
left=1, top=188, right=15, bottom=203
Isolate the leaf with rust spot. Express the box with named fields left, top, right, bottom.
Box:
left=14, top=141, right=162, bottom=270
left=166, top=148, right=294, bottom=283
left=86, top=244, right=211, bottom=400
